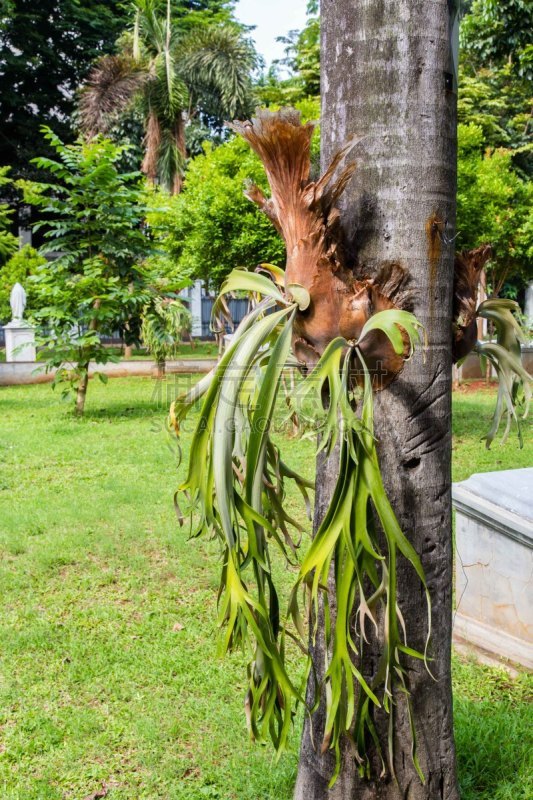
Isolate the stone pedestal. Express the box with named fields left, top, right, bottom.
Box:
left=179, top=280, right=204, bottom=338
left=525, top=280, right=533, bottom=329
left=452, top=469, right=533, bottom=668
left=189, top=280, right=203, bottom=338
left=4, top=321, right=36, bottom=362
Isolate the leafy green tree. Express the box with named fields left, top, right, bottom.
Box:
left=258, top=1, right=320, bottom=105
left=0, top=0, right=131, bottom=180
left=457, top=123, right=532, bottom=295
left=458, top=65, right=532, bottom=157
left=79, top=0, right=257, bottom=193
left=21, top=130, right=149, bottom=415
left=145, top=135, right=286, bottom=288
left=461, top=0, right=533, bottom=78
left=0, top=167, right=17, bottom=266
left=458, top=0, right=532, bottom=176
left=456, top=0, right=532, bottom=299
left=0, top=245, right=47, bottom=321
left=169, top=0, right=237, bottom=30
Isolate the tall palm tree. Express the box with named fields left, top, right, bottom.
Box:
left=79, top=0, right=256, bottom=193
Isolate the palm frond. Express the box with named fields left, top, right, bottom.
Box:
left=155, top=125, right=186, bottom=192
left=179, top=25, right=256, bottom=118
left=78, top=55, right=147, bottom=137
left=140, top=111, right=162, bottom=181
left=133, top=0, right=167, bottom=56
left=149, top=50, right=189, bottom=123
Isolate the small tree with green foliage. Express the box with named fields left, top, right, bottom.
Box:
left=139, top=258, right=192, bottom=377
left=457, top=123, right=532, bottom=297
left=21, top=129, right=149, bottom=415
left=145, top=135, right=286, bottom=289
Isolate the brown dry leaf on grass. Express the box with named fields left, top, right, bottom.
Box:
left=82, top=784, right=109, bottom=800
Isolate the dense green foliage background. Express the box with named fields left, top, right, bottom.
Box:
left=0, top=0, right=241, bottom=180
left=146, top=136, right=285, bottom=288
left=0, top=0, right=130, bottom=179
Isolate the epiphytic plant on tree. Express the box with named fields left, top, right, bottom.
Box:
left=172, top=109, right=531, bottom=784
left=453, top=244, right=531, bottom=446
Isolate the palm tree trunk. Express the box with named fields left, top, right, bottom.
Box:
left=295, top=2, right=459, bottom=798
left=142, top=111, right=162, bottom=185
left=171, top=113, right=186, bottom=195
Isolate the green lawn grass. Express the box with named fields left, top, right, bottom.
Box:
left=0, top=377, right=531, bottom=799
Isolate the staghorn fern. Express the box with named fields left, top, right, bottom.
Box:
left=171, top=267, right=430, bottom=783
left=452, top=247, right=531, bottom=447
left=474, top=298, right=531, bottom=448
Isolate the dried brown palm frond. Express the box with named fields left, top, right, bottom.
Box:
left=452, top=243, right=493, bottom=362
left=231, top=109, right=414, bottom=388
left=79, top=55, right=148, bottom=138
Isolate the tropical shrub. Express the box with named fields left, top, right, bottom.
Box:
left=139, top=260, right=192, bottom=376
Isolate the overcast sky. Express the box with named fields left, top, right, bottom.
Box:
left=235, top=0, right=309, bottom=70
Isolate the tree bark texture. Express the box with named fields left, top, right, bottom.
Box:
left=295, top=2, right=459, bottom=799
left=75, top=368, right=89, bottom=416
left=157, top=358, right=166, bottom=379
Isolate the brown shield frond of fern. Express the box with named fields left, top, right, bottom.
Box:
left=79, top=55, right=147, bottom=137
left=232, top=108, right=414, bottom=389
left=452, top=244, right=493, bottom=362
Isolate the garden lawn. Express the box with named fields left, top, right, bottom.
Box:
left=0, top=377, right=531, bottom=800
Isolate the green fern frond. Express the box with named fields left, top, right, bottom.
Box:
left=475, top=298, right=532, bottom=447
left=172, top=266, right=430, bottom=783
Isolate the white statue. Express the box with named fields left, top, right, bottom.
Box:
left=10, top=282, right=26, bottom=322
left=4, top=281, right=35, bottom=362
